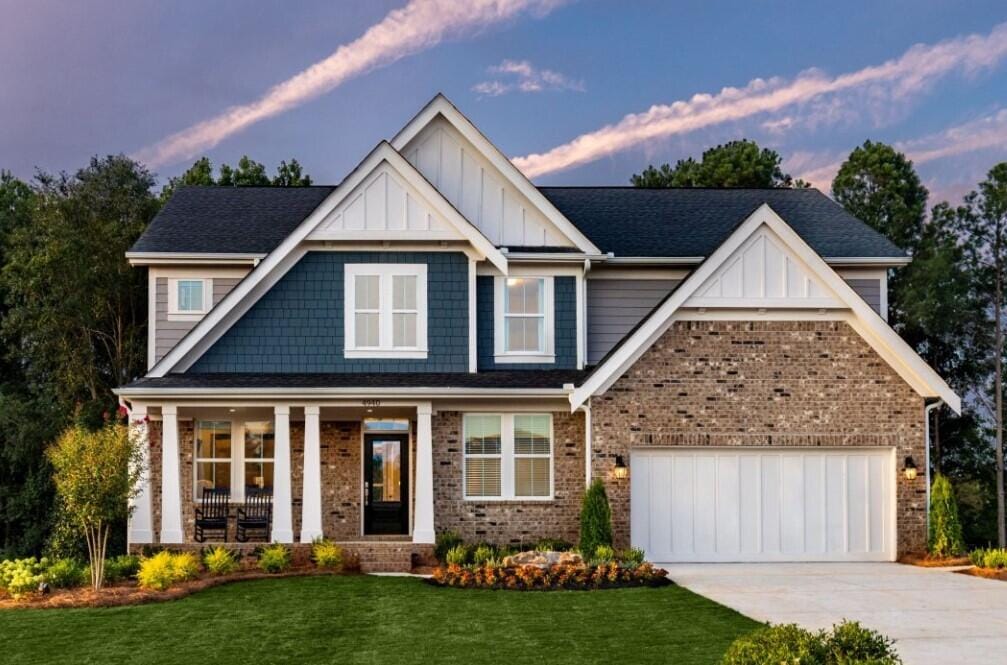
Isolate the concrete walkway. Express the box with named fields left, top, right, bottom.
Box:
left=659, top=562, right=1007, bottom=665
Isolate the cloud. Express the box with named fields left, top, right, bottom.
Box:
left=134, top=0, right=566, bottom=169
left=513, top=22, right=1007, bottom=178
left=472, top=59, right=584, bottom=97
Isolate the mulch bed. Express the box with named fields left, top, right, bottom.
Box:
left=956, top=566, right=1007, bottom=582
left=898, top=553, right=971, bottom=567
left=0, top=568, right=353, bottom=610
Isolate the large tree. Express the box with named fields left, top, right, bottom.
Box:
left=631, top=139, right=802, bottom=188
left=160, top=156, right=312, bottom=201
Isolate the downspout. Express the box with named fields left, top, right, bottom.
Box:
left=924, top=399, right=944, bottom=532
left=580, top=403, right=592, bottom=487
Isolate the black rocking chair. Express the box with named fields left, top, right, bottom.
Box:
left=194, top=487, right=230, bottom=543
left=236, top=487, right=273, bottom=542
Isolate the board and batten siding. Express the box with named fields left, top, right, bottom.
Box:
left=587, top=279, right=680, bottom=364
left=154, top=276, right=244, bottom=364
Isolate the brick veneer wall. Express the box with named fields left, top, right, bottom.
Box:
left=590, top=320, right=927, bottom=555
left=431, top=410, right=586, bottom=546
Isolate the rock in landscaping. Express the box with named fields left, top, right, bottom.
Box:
left=502, top=551, right=583, bottom=568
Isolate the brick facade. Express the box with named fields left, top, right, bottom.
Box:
left=590, top=320, right=927, bottom=555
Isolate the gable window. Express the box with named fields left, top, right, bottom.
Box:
left=494, top=276, right=554, bottom=363
left=167, top=278, right=212, bottom=321
left=345, top=264, right=428, bottom=358
left=463, top=413, right=553, bottom=500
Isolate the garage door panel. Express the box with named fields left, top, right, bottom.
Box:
left=632, top=448, right=894, bottom=562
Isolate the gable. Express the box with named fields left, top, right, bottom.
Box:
left=685, top=225, right=842, bottom=308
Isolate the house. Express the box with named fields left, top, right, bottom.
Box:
left=116, top=94, right=959, bottom=569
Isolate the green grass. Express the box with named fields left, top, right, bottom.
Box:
left=0, top=576, right=758, bottom=664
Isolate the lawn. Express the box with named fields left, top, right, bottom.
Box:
left=0, top=575, right=759, bottom=665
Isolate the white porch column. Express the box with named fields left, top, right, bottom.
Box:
left=413, top=402, right=435, bottom=544
left=300, top=405, right=323, bottom=543
left=127, top=404, right=153, bottom=544
left=271, top=406, right=294, bottom=543
left=160, top=405, right=183, bottom=544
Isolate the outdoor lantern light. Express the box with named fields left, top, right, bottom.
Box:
left=613, top=455, right=629, bottom=479
left=903, top=456, right=918, bottom=481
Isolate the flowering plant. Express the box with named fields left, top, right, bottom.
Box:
left=430, top=560, right=669, bottom=591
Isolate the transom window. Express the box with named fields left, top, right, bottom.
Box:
left=463, top=414, right=553, bottom=500
left=167, top=278, right=212, bottom=319
left=345, top=264, right=428, bottom=358
left=194, top=420, right=275, bottom=501
left=494, top=276, right=554, bottom=363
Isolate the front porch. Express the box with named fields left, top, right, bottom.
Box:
left=126, top=401, right=436, bottom=564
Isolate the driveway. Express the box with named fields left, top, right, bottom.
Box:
left=660, top=562, right=1007, bottom=665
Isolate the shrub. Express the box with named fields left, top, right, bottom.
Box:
left=593, top=545, right=615, bottom=563
left=534, top=538, right=572, bottom=552
left=137, top=552, right=177, bottom=591
left=618, top=547, right=645, bottom=566
left=472, top=544, right=495, bottom=565
left=311, top=539, right=344, bottom=570
left=435, top=530, right=464, bottom=562
left=721, top=621, right=900, bottom=665
left=258, top=544, right=291, bottom=574
left=430, top=561, right=669, bottom=591
left=172, top=552, right=201, bottom=582
left=0, top=557, right=46, bottom=599
left=970, top=547, right=1007, bottom=569
left=104, top=555, right=141, bottom=583
left=928, top=474, right=965, bottom=558
left=445, top=544, right=469, bottom=566
left=203, top=547, right=238, bottom=576
left=579, top=479, right=613, bottom=560
left=44, top=558, right=88, bottom=589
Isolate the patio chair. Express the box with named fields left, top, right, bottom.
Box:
left=236, top=487, right=273, bottom=542
left=194, top=487, right=230, bottom=543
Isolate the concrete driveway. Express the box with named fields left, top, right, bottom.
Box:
left=660, top=562, right=1007, bottom=665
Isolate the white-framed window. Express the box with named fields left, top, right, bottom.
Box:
left=194, top=419, right=275, bottom=501
left=194, top=421, right=231, bottom=500
left=494, top=276, right=554, bottom=363
left=463, top=413, right=553, bottom=500
left=243, top=421, right=275, bottom=491
left=167, top=278, right=212, bottom=320
left=344, top=264, right=428, bottom=358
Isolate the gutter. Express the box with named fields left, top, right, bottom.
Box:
left=126, top=252, right=266, bottom=266
left=114, top=385, right=575, bottom=399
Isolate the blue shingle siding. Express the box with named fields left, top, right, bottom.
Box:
left=190, top=252, right=469, bottom=373
left=476, top=275, right=577, bottom=370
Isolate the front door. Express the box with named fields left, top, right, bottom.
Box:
left=364, top=433, right=409, bottom=535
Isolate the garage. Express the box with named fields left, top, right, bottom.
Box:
left=631, top=448, right=896, bottom=562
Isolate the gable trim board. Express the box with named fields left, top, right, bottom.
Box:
left=148, top=141, right=508, bottom=378
left=569, top=203, right=961, bottom=414
left=391, top=94, right=600, bottom=256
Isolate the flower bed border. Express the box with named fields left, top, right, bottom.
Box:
left=956, top=566, right=1007, bottom=582
left=898, top=553, right=971, bottom=567
left=428, top=562, right=671, bottom=591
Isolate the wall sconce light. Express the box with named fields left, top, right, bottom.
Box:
left=903, top=456, right=918, bottom=481
left=613, top=455, right=629, bottom=480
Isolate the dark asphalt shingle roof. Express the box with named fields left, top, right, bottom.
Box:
left=121, top=370, right=588, bottom=391
left=539, top=187, right=906, bottom=258
left=130, top=186, right=336, bottom=255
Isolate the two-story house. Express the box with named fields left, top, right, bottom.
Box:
left=116, top=94, right=959, bottom=570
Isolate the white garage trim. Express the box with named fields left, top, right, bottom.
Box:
left=631, top=447, right=897, bottom=563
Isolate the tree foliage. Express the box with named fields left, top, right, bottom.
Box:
left=928, top=474, right=966, bottom=558
left=160, top=156, right=312, bottom=201
left=631, top=140, right=803, bottom=188
left=579, top=479, right=613, bottom=558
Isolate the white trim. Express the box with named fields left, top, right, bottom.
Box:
left=575, top=269, right=585, bottom=370
left=824, top=256, right=911, bottom=266
left=570, top=203, right=960, bottom=413
left=494, top=275, right=555, bottom=363
left=115, top=386, right=573, bottom=399
left=167, top=277, right=212, bottom=321
left=462, top=412, right=554, bottom=501
left=587, top=268, right=690, bottom=280
left=147, top=270, right=156, bottom=370
left=602, top=255, right=910, bottom=267
left=468, top=257, right=477, bottom=373
left=391, top=94, right=601, bottom=255
left=344, top=263, right=428, bottom=358
left=128, top=252, right=264, bottom=266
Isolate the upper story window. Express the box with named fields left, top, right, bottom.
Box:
left=494, top=276, right=554, bottom=363
left=344, top=264, right=428, bottom=359
left=167, top=278, right=212, bottom=321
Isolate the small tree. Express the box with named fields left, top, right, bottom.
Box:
left=47, top=421, right=142, bottom=590
left=929, top=474, right=966, bottom=558
left=579, top=479, right=613, bottom=558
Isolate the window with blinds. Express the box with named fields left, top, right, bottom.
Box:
left=463, top=414, right=552, bottom=499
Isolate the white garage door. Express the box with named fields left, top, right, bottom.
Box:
left=631, top=448, right=895, bottom=562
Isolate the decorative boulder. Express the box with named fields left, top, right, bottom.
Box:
left=502, top=550, right=584, bottom=568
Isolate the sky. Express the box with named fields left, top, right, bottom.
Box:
left=2, top=0, right=1007, bottom=206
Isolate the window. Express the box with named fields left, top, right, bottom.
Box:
left=345, top=264, right=427, bottom=358
left=243, top=421, right=275, bottom=490
left=463, top=414, right=553, bottom=500
left=195, top=421, right=231, bottom=499
left=494, top=276, right=554, bottom=363
left=167, top=278, right=211, bottom=320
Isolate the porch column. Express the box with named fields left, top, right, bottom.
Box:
left=127, top=405, right=153, bottom=544
left=300, top=405, right=323, bottom=542
left=413, top=402, right=435, bottom=544
left=160, top=405, right=183, bottom=544
left=271, top=406, right=294, bottom=543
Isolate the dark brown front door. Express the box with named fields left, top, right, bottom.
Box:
left=364, top=433, right=409, bottom=535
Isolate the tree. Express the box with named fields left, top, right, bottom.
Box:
left=631, top=139, right=803, bottom=188
left=273, top=159, right=313, bottom=187
left=158, top=156, right=214, bottom=202
left=160, top=156, right=314, bottom=200
left=579, top=479, right=613, bottom=558
left=220, top=155, right=269, bottom=186
left=928, top=474, right=966, bottom=557
left=47, top=421, right=142, bottom=590
left=953, top=163, right=1007, bottom=547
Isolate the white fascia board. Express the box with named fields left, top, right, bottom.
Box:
left=823, top=256, right=911, bottom=266
left=114, top=386, right=572, bottom=400
left=390, top=94, right=601, bottom=256
left=127, top=252, right=264, bottom=266
left=569, top=203, right=961, bottom=413
left=600, top=256, right=910, bottom=268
